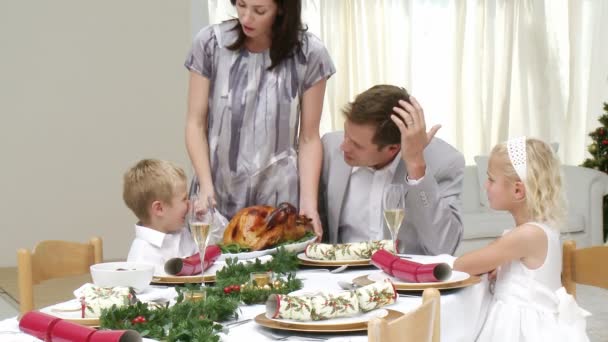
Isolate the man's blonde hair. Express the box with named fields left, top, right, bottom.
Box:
left=123, top=159, right=187, bottom=222
left=491, top=138, right=566, bottom=227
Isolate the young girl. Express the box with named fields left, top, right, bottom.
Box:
left=454, top=137, right=590, bottom=342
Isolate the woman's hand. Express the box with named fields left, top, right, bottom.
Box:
left=192, top=189, right=216, bottom=215
left=299, top=207, right=323, bottom=242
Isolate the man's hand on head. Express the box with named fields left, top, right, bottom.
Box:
left=390, top=96, right=441, bottom=180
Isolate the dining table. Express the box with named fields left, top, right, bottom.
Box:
left=0, top=254, right=493, bottom=342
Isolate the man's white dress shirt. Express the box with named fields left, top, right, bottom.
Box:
left=338, top=153, right=405, bottom=243
left=127, top=224, right=198, bottom=275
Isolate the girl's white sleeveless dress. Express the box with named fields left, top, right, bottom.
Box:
left=476, top=222, right=590, bottom=342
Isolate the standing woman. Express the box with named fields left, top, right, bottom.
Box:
left=184, top=0, right=335, bottom=239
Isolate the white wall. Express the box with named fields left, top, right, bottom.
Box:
left=0, top=1, right=208, bottom=266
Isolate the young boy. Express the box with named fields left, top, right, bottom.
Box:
left=123, top=159, right=197, bottom=275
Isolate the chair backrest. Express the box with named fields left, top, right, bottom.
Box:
left=17, top=237, right=103, bottom=314
left=368, top=288, right=440, bottom=342
left=562, top=239, right=608, bottom=298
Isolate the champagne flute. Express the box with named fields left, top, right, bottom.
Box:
left=189, top=194, right=213, bottom=288
left=383, top=184, right=406, bottom=253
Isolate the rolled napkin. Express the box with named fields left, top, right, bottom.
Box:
left=19, top=311, right=142, bottom=342
left=310, top=291, right=360, bottom=320
left=267, top=295, right=313, bottom=321
left=371, top=249, right=452, bottom=282
left=266, top=279, right=396, bottom=321
left=75, top=284, right=135, bottom=318
left=164, top=245, right=222, bottom=276
left=355, top=280, right=398, bottom=312
left=305, top=240, right=395, bottom=260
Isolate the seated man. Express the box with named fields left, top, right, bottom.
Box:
left=320, top=85, right=464, bottom=255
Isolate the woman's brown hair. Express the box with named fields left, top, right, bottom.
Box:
left=228, top=0, right=307, bottom=70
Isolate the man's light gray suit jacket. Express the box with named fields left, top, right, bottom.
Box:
left=319, top=132, right=465, bottom=255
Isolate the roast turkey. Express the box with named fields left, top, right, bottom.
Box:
left=222, top=202, right=313, bottom=251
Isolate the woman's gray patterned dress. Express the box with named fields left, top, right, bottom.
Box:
left=185, top=21, right=335, bottom=219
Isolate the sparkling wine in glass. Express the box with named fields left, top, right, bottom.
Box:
left=189, top=194, right=213, bottom=288
left=383, top=184, right=406, bottom=252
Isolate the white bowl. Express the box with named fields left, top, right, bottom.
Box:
left=90, top=262, right=154, bottom=291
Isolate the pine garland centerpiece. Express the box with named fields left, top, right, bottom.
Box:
left=99, top=248, right=302, bottom=341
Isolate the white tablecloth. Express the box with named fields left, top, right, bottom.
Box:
left=225, top=267, right=491, bottom=342
left=0, top=255, right=492, bottom=342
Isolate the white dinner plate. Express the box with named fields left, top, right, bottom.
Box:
left=254, top=308, right=403, bottom=332
left=42, top=299, right=99, bottom=326
left=353, top=270, right=481, bottom=291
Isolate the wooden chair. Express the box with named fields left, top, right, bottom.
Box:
left=562, top=239, right=608, bottom=298
left=368, top=288, right=441, bottom=342
left=17, top=237, right=103, bottom=314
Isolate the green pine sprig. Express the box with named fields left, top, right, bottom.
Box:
left=239, top=273, right=302, bottom=304
left=100, top=249, right=302, bottom=340
left=209, top=247, right=302, bottom=304
left=99, top=295, right=239, bottom=342
left=213, top=247, right=300, bottom=288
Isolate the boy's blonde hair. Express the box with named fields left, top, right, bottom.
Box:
left=123, top=159, right=187, bottom=222
left=491, top=138, right=566, bottom=227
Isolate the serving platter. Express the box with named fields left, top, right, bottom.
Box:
left=218, top=236, right=317, bottom=261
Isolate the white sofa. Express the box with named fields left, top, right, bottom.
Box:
left=456, top=161, right=608, bottom=255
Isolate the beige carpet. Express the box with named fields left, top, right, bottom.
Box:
left=0, top=267, right=91, bottom=311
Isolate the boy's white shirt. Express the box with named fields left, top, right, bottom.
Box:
left=127, top=224, right=198, bottom=275
left=126, top=213, right=228, bottom=276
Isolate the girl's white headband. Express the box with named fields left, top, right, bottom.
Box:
left=507, top=136, right=527, bottom=181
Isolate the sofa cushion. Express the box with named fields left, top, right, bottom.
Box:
left=462, top=166, right=481, bottom=212
left=563, top=213, right=586, bottom=234
left=463, top=209, right=585, bottom=240
left=462, top=209, right=513, bottom=239
left=473, top=155, right=490, bottom=207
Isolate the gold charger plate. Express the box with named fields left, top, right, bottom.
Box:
left=353, top=271, right=481, bottom=291
left=46, top=307, right=100, bottom=327
left=152, top=274, right=216, bottom=284
left=297, top=253, right=371, bottom=267
left=254, top=309, right=402, bottom=332
left=63, top=317, right=100, bottom=327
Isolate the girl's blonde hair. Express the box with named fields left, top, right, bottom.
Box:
left=491, top=138, right=566, bottom=227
